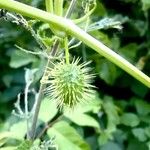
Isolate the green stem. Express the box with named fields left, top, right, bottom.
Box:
left=0, top=0, right=150, bottom=88
left=65, top=0, right=76, bottom=18
left=65, top=36, right=70, bottom=64
left=24, top=82, right=30, bottom=139
left=29, top=40, right=60, bottom=140
left=29, top=84, right=44, bottom=140
left=54, top=0, right=63, bottom=16
left=73, top=2, right=96, bottom=24
left=28, top=1, right=62, bottom=140
left=45, top=0, right=53, bottom=13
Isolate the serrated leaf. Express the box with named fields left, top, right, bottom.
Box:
left=38, top=98, right=58, bottom=122
left=9, top=50, right=38, bottom=68
left=120, top=113, right=140, bottom=127
left=47, top=121, right=90, bottom=150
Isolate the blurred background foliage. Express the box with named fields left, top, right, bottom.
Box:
left=0, top=0, right=150, bottom=149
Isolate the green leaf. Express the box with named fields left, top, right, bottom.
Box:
left=103, top=96, right=120, bottom=132
left=140, top=116, right=150, bottom=124
left=90, top=30, right=111, bottom=47
left=100, top=141, right=122, bottom=150
left=0, top=132, right=13, bottom=147
left=9, top=121, right=27, bottom=140
left=9, top=50, right=38, bottom=68
left=127, top=140, right=148, bottom=150
left=98, top=97, right=120, bottom=145
left=2, top=75, right=13, bottom=88
left=0, top=147, right=17, bottom=150
left=94, top=1, right=106, bottom=16
left=120, top=113, right=140, bottom=127
left=131, top=20, right=147, bottom=36
left=134, top=98, right=150, bottom=115
left=144, top=127, right=150, bottom=138
left=96, top=59, right=120, bottom=85
left=1, top=86, right=22, bottom=103
left=47, top=121, right=90, bottom=150
left=65, top=113, right=100, bottom=129
left=121, top=0, right=138, bottom=3
left=131, top=82, right=149, bottom=98
left=98, top=132, right=111, bottom=145
left=64, top=96, right=101, bottom=130
left=38, top=98, right=58, bottom=122
left=118, top=43, right=138, bottom=63
left=16, top=140, right=32, bottom=150
left=132, top=128, right=147, bottom=142
left=69, top=93, right=102, bottom=114
left=141, top=0, right=150, bottom=11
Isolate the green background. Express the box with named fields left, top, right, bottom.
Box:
left=0, top=0, right=150, bottom=149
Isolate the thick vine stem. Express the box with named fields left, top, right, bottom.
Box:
left=0, top=0, right=149, bottom=88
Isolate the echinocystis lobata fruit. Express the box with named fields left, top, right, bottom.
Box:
left=44, top=58, right=95, bottom=109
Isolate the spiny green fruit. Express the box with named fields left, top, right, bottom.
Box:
left=44, top=58, right=95, bottom=109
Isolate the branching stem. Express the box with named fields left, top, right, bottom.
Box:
left=36, top=114, right=63, bottom=139
left=29, top=40, right=59, bottom=140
